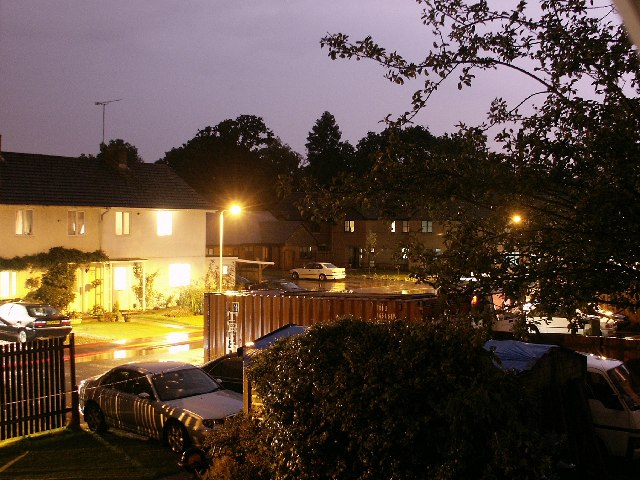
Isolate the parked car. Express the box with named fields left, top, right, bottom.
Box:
left=200, top=353, right=243, bottom=393
left=290, top=262, right=346, bottom=281
left=583, top=353, right=640, bottom=459
left=248, top=279, right=308, bottom=294
left=0, top=302, right=72, bottom=343
left=491, top=300, right=620, bottom=336
left=78, top=361, right=243, bottom=453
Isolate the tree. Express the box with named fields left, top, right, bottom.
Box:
left=304, top=111, right=355, bottom=185
left=247, top=317, right=557, bottom=480
left=82, top=138, right=144, bottom=165
left=318, top=1, right=640, bottom=315
left=158, top=115, right=303, bottom=208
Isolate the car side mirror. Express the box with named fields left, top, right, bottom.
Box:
left=137, top=392, right=151, bottom=400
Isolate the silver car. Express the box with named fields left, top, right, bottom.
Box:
left=79, top=361, right=243, bottom=453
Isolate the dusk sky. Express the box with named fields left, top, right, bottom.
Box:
left=2, top=1, right=561, bottom=163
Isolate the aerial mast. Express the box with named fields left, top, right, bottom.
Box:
left=94, top=98, right=122, bottom=146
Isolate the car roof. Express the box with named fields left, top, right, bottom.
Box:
left=113, top=361, right=196, bottom=375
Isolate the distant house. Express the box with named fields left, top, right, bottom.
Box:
left=207, top=210, right=318, bottom=273
left=0, top=146, right=213, bottom=312
left=331, top=209, right=448, bottom=270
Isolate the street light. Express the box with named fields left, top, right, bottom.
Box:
left=219, top=204, right=242, bottom=292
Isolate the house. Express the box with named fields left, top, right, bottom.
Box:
left=331, top=209, right=447, bottom=270
left=207, top=210, right=318, bottom=273
left=0, top=145, right=213, bottom=313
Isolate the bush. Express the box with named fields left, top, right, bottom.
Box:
left=203, top=414, right=272, bottom=480
left=247, top=317, right=557, bottom=480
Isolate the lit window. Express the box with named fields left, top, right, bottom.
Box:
left=68, top=211, right=85, bottom=236
left=114, top=267, right=127, bottom=291
left=222, top=265, right=229, bottom=275
left=116, top=211, right=130, bottom=236
left=390, top=221, right=396, bottom=233
left=16, top=209, right=33, bottom=235
left=344, top=220, right=355, bottom=233
left=169, top=263, right=191, bottom=287
left=421, top=220, right=433, bottom=233
left=401, top=247, right=409, bottom=259
left=157, top=211, right=173, bottom=236
left=402, top=221, right=410, bottom=233
left=0, top=271, right=16, bottom=298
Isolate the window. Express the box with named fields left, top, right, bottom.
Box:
left=68, top=211, right=85, bottom=236
left=114, top=267, right=128, bottom=291
left=115, top=211, right=130, bottom=236
left=402, top=221, right=410, bottom=233
left=390, top=221, right=396, bottom=233
left=344, top=220, right=355, bottom=233
left=157, top=211, right=173, bottom=236
left=300, top=246, right=312, bottom=259
left=15, top=209, right=33, bottom=235
left=169, top=263, right=191, bottom=287
left=0, top=271, right=17, bottom=298
left=401, top=247, right=409, bottom=259
left=421, top=220, right=433, bottom=233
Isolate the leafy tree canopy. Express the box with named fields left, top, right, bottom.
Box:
left=304, top=111, right=355, bottom=185
left=81, top=138, right=144, bottom=165
left=158, top=115, right=302, bottom=209
left=317, top=0, right=640, bottom=315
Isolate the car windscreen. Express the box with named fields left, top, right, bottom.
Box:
left=607, top=364, right=640, bottom=411
left=152, top=367, right=220, bottom=402
left=26, top=305, right=60, bottom=317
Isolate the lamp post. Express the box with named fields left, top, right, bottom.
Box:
left=219, top=205, right=242, bottom=292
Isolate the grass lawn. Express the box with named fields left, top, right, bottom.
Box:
left=72, top=309, right=204, bottom=343
left=0, top=428, right=185, bottom=480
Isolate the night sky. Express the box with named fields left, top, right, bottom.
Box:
left=2, top=1, right=554, bottom=162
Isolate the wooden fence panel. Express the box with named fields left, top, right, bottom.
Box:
left=0, top=337, right=73, bottom=441
left=204, top=292, right=440, bottom=360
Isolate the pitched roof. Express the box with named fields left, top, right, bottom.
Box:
left=207, top=210, right=316, bottom=245
left=0, top=152, right=212, bottom=210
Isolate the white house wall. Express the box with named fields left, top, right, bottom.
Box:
left=0, top=205, right=102, bottom=257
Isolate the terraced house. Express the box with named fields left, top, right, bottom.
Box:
left=0, top=144, right=212, bottom=313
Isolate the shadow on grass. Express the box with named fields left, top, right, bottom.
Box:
left=0, top=427, right=186, bottom=480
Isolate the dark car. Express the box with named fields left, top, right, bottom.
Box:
left=200, top=353, right=243, bottom=393
left=79, top=361, right=243, bottom=453
left=0, top=302, right=72, bottom=343
left=248, top=279, right=308, bottom=294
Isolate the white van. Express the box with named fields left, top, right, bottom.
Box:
left=584, top=354, right=640, bottom=458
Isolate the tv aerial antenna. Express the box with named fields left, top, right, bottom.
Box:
left=94, top=98, right=122, bottom=145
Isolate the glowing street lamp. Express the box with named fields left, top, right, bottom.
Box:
left=219, top=205, right=242, bottom=292
left=511, top=213, right=523, bottom=225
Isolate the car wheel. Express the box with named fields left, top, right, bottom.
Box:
left=291, top=272, right=299, bottom=280
left=527, top=323, right=540, bottom=335
left=319, top=273, right=327, bottom=281
left=84, top=402, right=108, bottom=433
left=165, top=420, right=190, bottom=453
left=17, top=330, right=27, bottom=343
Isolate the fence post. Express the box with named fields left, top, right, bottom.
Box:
left=67, top=333, right=81, bottom=429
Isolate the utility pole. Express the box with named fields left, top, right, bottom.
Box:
left=94, top=99, right=122, bottom=145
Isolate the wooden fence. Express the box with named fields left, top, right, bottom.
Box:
left=0, top=335, right=78, bottom=441
left=203, top=292, right=444, bottom=360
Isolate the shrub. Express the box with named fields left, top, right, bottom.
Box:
left=248, top=316, right=557, bottom=480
